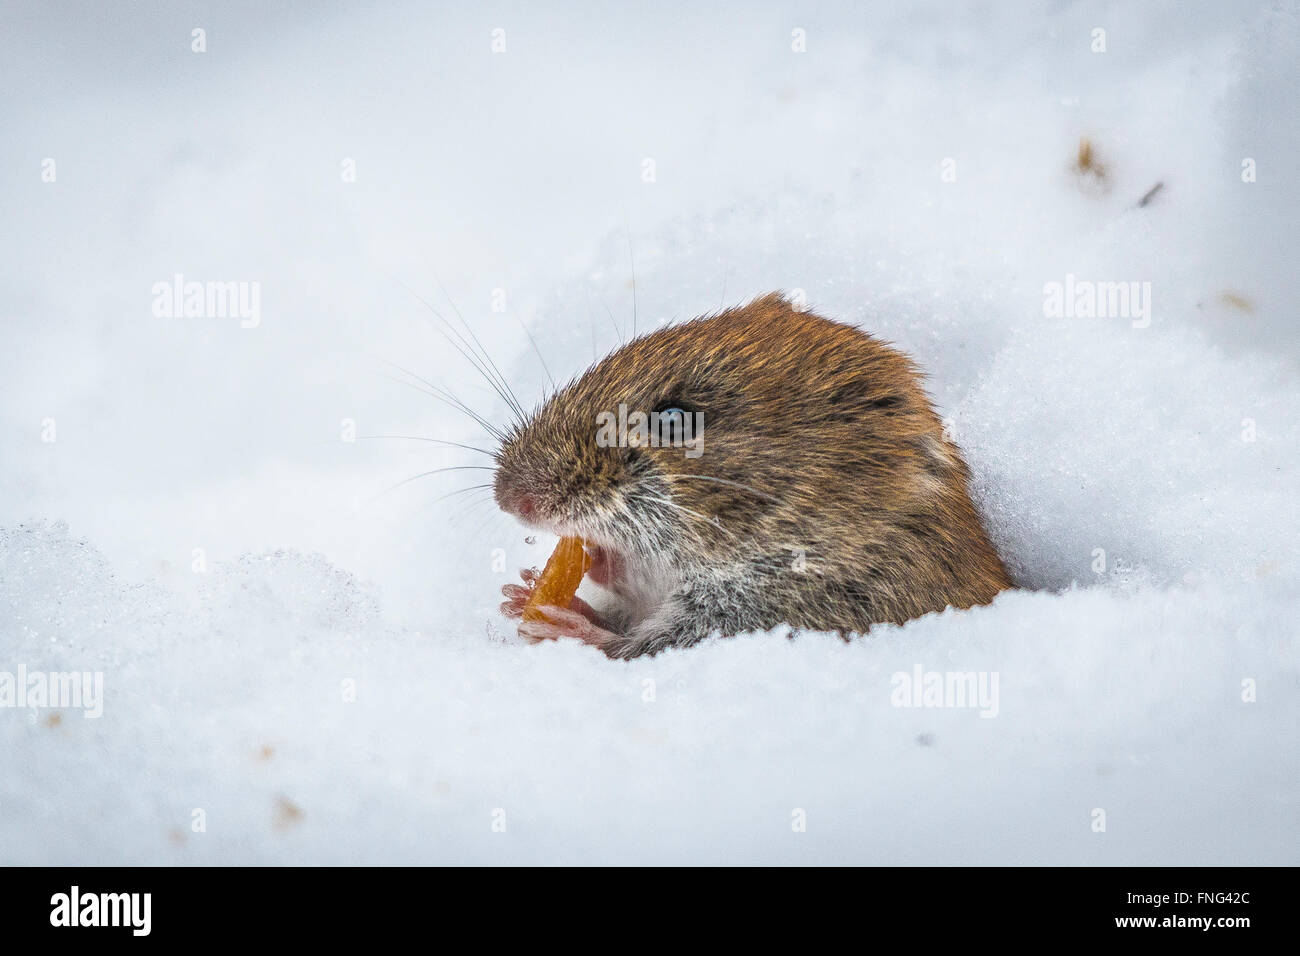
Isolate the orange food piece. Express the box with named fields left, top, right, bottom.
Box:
left=522, top=536, right=592, bottom=623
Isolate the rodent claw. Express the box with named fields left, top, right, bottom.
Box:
left=517, top=618, right=559, bottom=644
left=505, top=555, right=620, bottom=650
left=531, top=605, right=620, bottom=649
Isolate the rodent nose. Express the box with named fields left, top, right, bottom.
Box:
left=495, top=475, right=540, bottom=523
left=513, top=493, right=537, bottom=522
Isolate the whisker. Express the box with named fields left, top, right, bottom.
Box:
left=388, top=275, right=527, bottom=424
left=630, top=493, right=736, bottom=540
left=626, top=221, right=638, bottom=340
left=367, top=467, right=496, bottom=507
left=463, top=500, right=510, bottom=542
left=597, top=293, right=624, bottom=346
left=433, top=482, right=494, bottom=505
left=514, top=316, right=557, bottom=396
left=662, top=473, right=779, bottom=502
left=430, top=270, right=530, bottom=423
left=378, top=365, right=507, bottom=443
left=350, top=435, right=496, bottom=458
left=445, top=490, right=499, bottom=535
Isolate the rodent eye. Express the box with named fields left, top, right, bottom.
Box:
left=652, top=400, right=692, bottom=418
left=651, top=403, right=696, bottom=447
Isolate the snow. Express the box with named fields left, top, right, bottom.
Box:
left=2, top=0, right=1297, bottom=864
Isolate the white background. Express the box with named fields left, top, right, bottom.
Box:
left=1, top=0, right=1296, bottom=863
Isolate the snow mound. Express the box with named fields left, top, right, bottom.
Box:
left=2, top=0, right=1297, bottom=864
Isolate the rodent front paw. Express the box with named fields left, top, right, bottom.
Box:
left=517, top=604, right=622, bottom=650
left=498, top=567, right=542, bottom=620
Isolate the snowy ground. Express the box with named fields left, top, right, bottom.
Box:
left=2, top=0, right=1297, bottom=864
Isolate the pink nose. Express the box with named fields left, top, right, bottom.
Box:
left=513, top=493, right=537, bottom=522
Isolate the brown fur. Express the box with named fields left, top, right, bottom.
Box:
left=494, top=292, right=1011, bottom=657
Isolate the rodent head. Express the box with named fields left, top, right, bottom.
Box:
left=494, top=293, right=954, bottom=593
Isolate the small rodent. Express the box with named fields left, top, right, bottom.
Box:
left=495, top=292, right=1011, bottom=658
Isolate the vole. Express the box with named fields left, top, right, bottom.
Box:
left=494, top=292, right=1011, bottom=658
